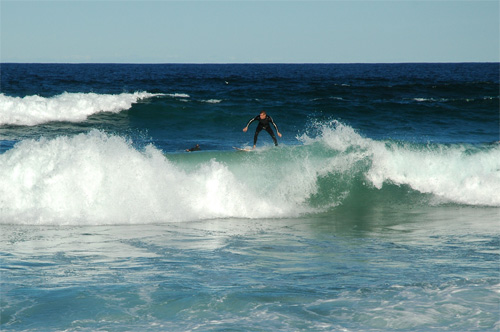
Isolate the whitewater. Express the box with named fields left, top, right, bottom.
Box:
left=1, top=121, right=498, bottom=225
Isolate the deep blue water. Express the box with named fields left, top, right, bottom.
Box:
left=1, top=63, right=499, bottom=331
left=1, top=63, right=498, bottom=151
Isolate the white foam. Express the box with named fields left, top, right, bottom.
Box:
left=0, top=131, right=311, bottom=225
left=300, top=121, right=500, bottom=207
left=167, top=93, right=190, bottom=98
left=202, top=99, right=222, bottom=104
left=0, top=92, right=163, bottom=126
left=368, top=142, right=500, bottom=206
left=2, top=122, right=498, bottom=225
left=413, top=97, right=448, bottom=102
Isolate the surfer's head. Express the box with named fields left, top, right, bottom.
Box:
left=259, top=110, right=266, bottom=119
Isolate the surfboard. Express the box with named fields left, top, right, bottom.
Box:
left=233, top=147, right=253, bottom=152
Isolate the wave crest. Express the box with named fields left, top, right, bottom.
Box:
left=300, top=120, right=500, bottom=207
left=0, top=92, right=163, bottom=126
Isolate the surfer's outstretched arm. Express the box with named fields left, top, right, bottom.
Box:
left=243, top=116, right=259, bottom=132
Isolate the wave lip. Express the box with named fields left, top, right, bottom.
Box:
left=0, top=92, right=163, bottom=126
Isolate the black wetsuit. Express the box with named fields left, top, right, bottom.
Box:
left=186, top=144, right=200, bottom=152
left=246, top=115, right=279, bottom=146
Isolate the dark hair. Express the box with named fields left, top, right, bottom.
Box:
left=260, top=110, right=266, bottom=115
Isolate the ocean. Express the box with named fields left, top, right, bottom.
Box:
left=0, top=63, right=499, bottom=331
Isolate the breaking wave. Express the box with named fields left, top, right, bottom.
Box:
left=0, top=121, right=498, bottom=225
left=0, top=92, right=163, bottom=126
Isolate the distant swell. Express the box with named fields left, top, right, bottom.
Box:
left=0, top=92, right=163, bottom=126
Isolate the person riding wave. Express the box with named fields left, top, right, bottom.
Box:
left=243, top=110, right=282, bottom=149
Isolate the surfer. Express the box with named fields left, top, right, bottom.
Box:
left=186, top=144, right=200, bottom=152
left=243, top=110, right=282, bottom=149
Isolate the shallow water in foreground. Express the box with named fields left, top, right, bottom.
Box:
left=2, top=206, right=498, bottom=331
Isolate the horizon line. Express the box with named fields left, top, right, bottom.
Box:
left=2, top=61, right=499, bottom=65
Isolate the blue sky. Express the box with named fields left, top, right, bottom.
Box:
left=1, top=0, right=498, bottom=63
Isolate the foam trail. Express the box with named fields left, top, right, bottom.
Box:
left=0, top=92, right=163, bottom=126
left=167, top=93, right=190, bottom=98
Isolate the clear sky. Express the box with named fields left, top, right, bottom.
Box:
left=1, top=0, right=498, bottom=63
